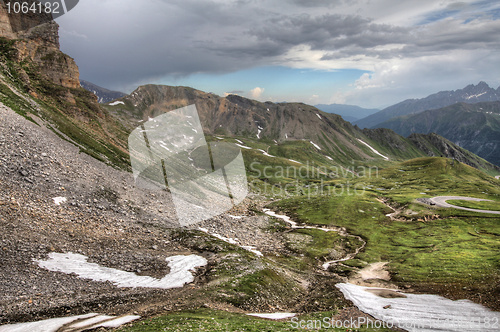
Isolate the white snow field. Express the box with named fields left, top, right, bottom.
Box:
left=35, top=252, right=207, bottom=289
left=336, top=283, right=500, bottom=332
left=247, top=313, right=297, bottom=320
left=0, top=313, right=140, bottom=332
left=357, top=139, right=389, bottom=160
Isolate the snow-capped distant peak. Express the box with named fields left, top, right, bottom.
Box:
left=465, top=91, right=487, bottom=100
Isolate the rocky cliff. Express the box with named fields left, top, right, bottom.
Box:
left=0, top=2, right=130, bottom=170
left=0, top=1, right=79, bottom=88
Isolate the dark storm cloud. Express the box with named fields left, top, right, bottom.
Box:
left=289, top=0, right=350, bottom=8
left=247, top=14, right=409, bottom=50
left=56, top=0, right=500, bottom=92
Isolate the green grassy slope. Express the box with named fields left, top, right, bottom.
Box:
left=271, top=157, right=500, bottom=308
left=118, top=309, right=392, bottom=332
left=0, top=37, right=131, bottom=170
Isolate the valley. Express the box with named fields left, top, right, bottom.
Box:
left=2, top=96, right=499, bottom=331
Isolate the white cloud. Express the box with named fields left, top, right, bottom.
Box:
left=328, top=91, right=348, bottom=104
left=343, top=49, right=500, bottom=108
left=249, top=87, right=265, bottom=99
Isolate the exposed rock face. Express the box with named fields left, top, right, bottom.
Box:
left=0, top=1, right=80, bottom=89
left=110, top=84, right=500, bottom=173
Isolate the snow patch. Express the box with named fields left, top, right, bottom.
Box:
left=35, top=252, right=207, bottom=289
left=310, top=141, right=321, bottom=150
left=257, top=129, right=262, bottom=139
left=198, top=228, right=262, bottom=256
left=247, top=313, right=296, bottom=320
left=241, top=246, right=264, bottom=257
left=236, top=143, right=252, bottom=150
left=0, top=313, right=141, bottom=332
left=68, top=315, right=115, bottom=329
left=256, top=149, right=276, bottom=158
left=466, top=91, right=487, bottom=100
left=357, top=139, right=389, bottom=160
left=337, top=283, right=500, bottom=332
left=325, top=156, right=334, bottom=161
left=94, top=315, right=142, bottom=328
left=109, top=101, right=125, bottom=106
left=316, top=113, right=322, bottom=120
left=53, top=197, right=67, bottom=206
left=235, top=139, right=244, bottom=144
left=263, top=209, right=298, bottom=228
left=288, top=159, right=302, bottom=164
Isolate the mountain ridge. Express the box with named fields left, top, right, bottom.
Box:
left=314, top=103, right=379, bottom=122
left=106, top=84, right=500, bottom=174
left=80, top=79, right=126, bottom=103
left=375, top=101, right=500, bottom=166
left=355, top=81, right=500, bottom=129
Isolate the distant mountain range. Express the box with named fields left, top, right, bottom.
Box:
left=314, top=104, right=379, bottom=122
left=376, top=101, right=500, bottom=166
left=355, top=82, right=500, bottom=129
left=80, top=80, right=126, bottom=103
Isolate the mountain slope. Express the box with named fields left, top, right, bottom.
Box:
left=0, top=3, right=131, bottom=170
left=377, top=102, right=500, bottom=166
left=80, top=80, right=126, bottom=103
left=106, top=84, right=500, bottom=175
left=407, top=132, right=499, bottom=171
left=314, top=103, right=379, bottom=122
left=108, top=84, right=391, bottom=167
left=355, top=82, right=500, bottom=129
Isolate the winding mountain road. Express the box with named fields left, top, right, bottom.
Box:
left=430, top=196, right=500, bottom=215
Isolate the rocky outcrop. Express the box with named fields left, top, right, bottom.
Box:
left=0, top=1, right=80, bottom=89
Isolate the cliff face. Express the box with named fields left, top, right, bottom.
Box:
left=0, top=1, right=80, bottom=89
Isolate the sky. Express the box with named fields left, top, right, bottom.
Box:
left=55, top=0, right=500, bottom=109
